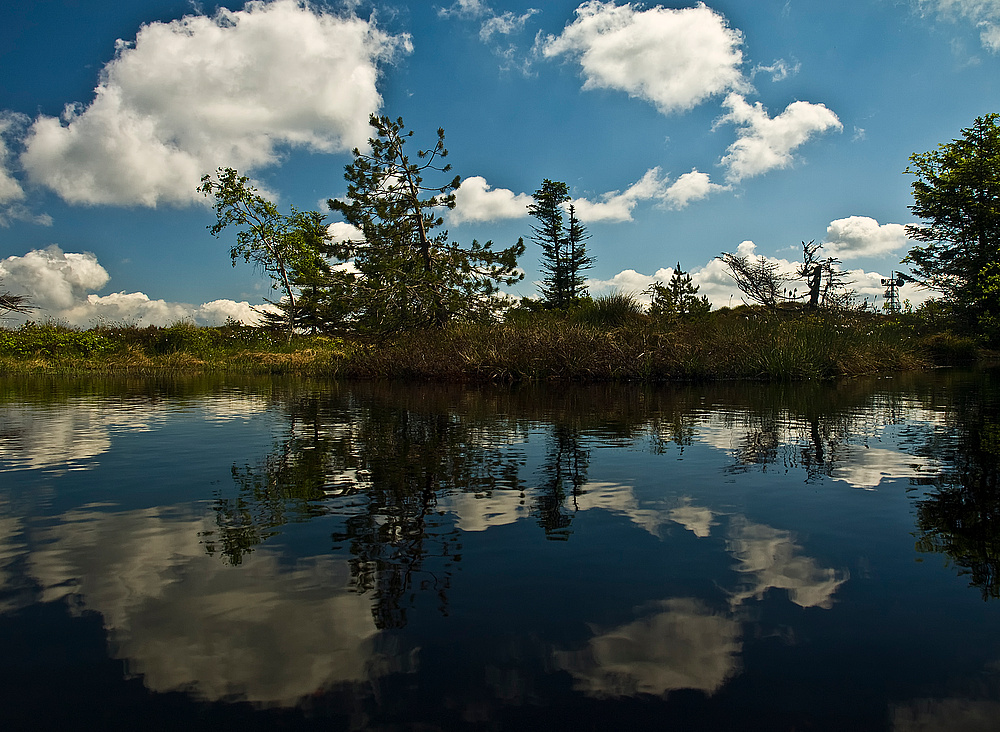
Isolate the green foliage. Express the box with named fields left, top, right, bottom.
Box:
left=199, top=167, right=331, bottom=339
left=646, top=263, right=711, bottom=321
left=971, top=261, right=1000, bottom=344
left=0, top=321, right=112, bottom=357
left=904, top=113, right=1000, bottom=322
left=328, top=115, right=524, bottom=331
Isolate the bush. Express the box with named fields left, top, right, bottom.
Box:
left=0, top=321, right=112, bottom=357
left=571, top=292, right=645, bottom=328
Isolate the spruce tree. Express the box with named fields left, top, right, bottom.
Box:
left=529, top=179, right=571, bottom=308
left=564, top=203, right=594, bottom=301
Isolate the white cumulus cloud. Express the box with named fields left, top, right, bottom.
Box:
left=824, top=216, right=912, bottom=258
left=450, top=175, right=532, bottom=223
left=0, top=245, right=110, bottom=311
left=572, top=168, right=672, bottom=222
left=571, top=167, right=724, bottom=222
left=664, top=169, right=728, bottom=209
left=539, top=1, right=747, bottom=115
left=0, top=113, right=51, bottom=227
left=718, top=93, right=842, bottom=182
left=19, top=0, right=410, bottom=207
left=0, top=115, right=26, bottom=207
left=0, top=245, right=267, bottom=326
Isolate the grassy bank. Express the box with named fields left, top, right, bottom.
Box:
left=1, top=307, right=966, bottom=381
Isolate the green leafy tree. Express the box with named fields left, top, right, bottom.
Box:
left=256, top=211, right=348, bottom=334
left=199, top=168, right=330, bottom=340
left=328, top=115, right=524, bottom=331
left=903, top=113, right=1000, bottom=328
left=645, top=263, right=711, bottom=320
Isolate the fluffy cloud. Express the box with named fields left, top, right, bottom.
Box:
left=0, top=245, right=267, bottom=326
left=327, top=221, right=364, bottom=243
left=726, top=517, right=849, bottom=609
left=0, top=245, right=110, bottom=311
left=555, top=598, right=742, bottom=697
left=19, top=0, right=409, bottom=207
left=587, top=267, right=674, bottom=298
left=24, top=507, right=385, bottom=704
left=450, top=175, right=532, bottom=223
left=664, top=169, right=728, bottom=209
left=572, top=168, right=672, bottom=222
left=575, top=168, right=725, bottom=222
left=0, top=113, right=51, bottom=226
left=539, top=1, right=747, bottom=115
left=823, top=216, right=912, bottom=258
left=0, top=115, right=26, bottom=207
left=718, top=93, right=842, bottom=182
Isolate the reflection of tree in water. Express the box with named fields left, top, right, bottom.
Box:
left=716, top=382, right=914, bottom=483
left=209, top=392, right=351, bottom=565
left=207, top=384, right=527, bottom=629
left=328, top=405, right=519, bottom=629
left=911, top=372, right=1000, bottom=600
left=535, top=423, right=590, bottom=540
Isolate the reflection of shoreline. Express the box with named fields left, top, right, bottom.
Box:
left=14, top=506, right=390, bottom=705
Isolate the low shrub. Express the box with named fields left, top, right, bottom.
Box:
left=0, top=321, right=112, bottom=357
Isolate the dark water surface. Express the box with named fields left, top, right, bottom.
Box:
left=1, top=372, right=999, bottom=731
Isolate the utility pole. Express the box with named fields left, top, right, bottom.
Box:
left=880, top=271, right=905, bottom=314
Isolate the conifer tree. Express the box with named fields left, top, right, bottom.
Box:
left=328, top=115, right=524, bottom=331
left=528, top=181, right=595, bottom=308
left=564, top=204, right=594, bottom=301
left=646, top=263, right=711, bottom=320
left=529, top=180, right=571, bottom=308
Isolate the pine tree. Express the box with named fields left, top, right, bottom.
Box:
left=646, top=263, right=711, bottom=320
left=328, top=115, right=524, bottom=331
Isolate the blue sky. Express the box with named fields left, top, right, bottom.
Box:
left=2, top=0, right=999, bottom=325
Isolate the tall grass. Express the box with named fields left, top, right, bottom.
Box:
left=0, top=309, right=931, bottom=380
left=344, top=310, right=927, bottom=381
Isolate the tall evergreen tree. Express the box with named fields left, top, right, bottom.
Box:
left=564, top=204, right=594, bottom=301
left=528, top=179, right=571, bottom=308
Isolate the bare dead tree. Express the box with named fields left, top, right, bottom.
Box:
left=795, top=240, right=852, bottom=309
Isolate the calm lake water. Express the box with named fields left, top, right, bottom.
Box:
left=1, top=371, right=999, bottom=731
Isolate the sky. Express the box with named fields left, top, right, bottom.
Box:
left=1, top=0, right=999, bottom=326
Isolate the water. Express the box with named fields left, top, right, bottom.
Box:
left=1, top=372, right=999, bottom=730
